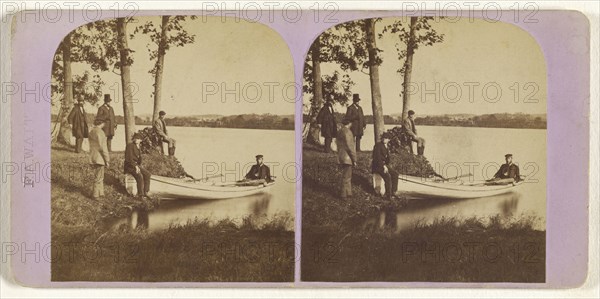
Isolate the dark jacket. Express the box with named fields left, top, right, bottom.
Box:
left=245, top=164, right=272, bottom=182
left=494, top=163, right=521, bottom=182
left=124, top=143, right=142, bottom=174
left=96, top=103, right=116, bottom=137
left=316, top=103, right=337, bottom=138
left=67, top=104, right=88, bottom=138
left=371, top=142, right=391, bottom=174
left=345, top=103, right=366, bottom=136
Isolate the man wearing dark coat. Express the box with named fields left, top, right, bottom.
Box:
left=124, top=133, right=151, bottom=198
left=344, top=93, right=366, bottom=152
left=96, top=94, right=117, bottom=152
left=67, top=97, right=89, bottom=153
left=316, top=96, right=337, bottom=153
left=245, top=155, right=273, bottom=183
left=490, top=154, right=521, bottom=185
left=372, top=132, right=399, bottom=200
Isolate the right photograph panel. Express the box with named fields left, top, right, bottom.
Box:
left=301, top=17, right=547, bottom=282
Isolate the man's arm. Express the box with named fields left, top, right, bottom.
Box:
left=347, top=130, right=357, bottom=164
left=372, top=143, right=384, bottom=171
left=245, top=165, right=256, bottom=180
left=99, top=132, right=110, bottom=164
left=493, top=164, right=504, bottom=179
left=67, top=108, right=75, bottom=125
left=153, top=120, right=167, bottom=137
left=345, top=106, right=356, bottom=121
left=403, top=119, right=416, bottom=138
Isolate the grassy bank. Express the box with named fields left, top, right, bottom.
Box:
left=302, top=216, right=545, bottom=282
left=51, top=144, right=294, bottom=282
left=301, top=143, right=545, bottom=282
left=52, top=217, right=294, bottom=282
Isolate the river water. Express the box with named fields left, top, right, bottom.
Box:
left=322, top=124, right=547, bottom=232
left=75, top=126, right=296, bottom=232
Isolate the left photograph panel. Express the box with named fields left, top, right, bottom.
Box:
left=50, top=16, right=295, bottom=282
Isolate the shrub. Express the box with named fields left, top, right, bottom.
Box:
left=134, top=127, right=187, bottom=178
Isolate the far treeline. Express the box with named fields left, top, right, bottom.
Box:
left=52, top=113, right=295, bottom=130
left=303, top=112, right=547, bottom=129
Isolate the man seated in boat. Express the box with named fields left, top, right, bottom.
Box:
left=240, top=154, right=273, bottom=186
left=487, top=154, right=521, bottom=185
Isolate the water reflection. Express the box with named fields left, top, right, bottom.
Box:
left=366, top=192, right=524, bottom=233
left=115, top=193, right=274, bottom=231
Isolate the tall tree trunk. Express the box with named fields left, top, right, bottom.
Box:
left=152, top=16, right=169, bottom=123
left=57, top=34, right=74, bottom=145
left=117, top=18, right=136, bottom=143
left=365, top=19, right=384, bottom=143
left=402, top=17, right=417, bottom=121
left=307, top=36, right=323, bottom=145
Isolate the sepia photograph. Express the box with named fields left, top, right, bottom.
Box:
left=50, top=15, right=295, bottom=282
left=301, top=17, right=547, bottom=282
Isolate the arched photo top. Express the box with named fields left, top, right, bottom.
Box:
left=51, top=15, right=294, bottom=126
left=302, top=16, right=547, bottom=123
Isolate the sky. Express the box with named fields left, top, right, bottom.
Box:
left=55, top=16, right=547, bottom=118
left=307, top=17, right=548, bottom=116
left=60, top=16, right=295, bottom=117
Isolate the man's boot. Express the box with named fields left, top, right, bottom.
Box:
left=168, top=146, right=175, bottom=156
left=417, top=146, right=424, bottom=156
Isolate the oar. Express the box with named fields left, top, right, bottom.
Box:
left=434, top=172, right=473, bottom=182
left=194, top=174, right=224, bottom=182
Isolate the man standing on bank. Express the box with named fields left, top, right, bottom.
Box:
left=68, top=97, right=89, bottom=153
left=372, top=132, right=399, bottom=200
left=96, top=94, right=117, bottom=152
left=344, top=93, right=366, bottom=152
left=88, top=118, right=109, bottom=200
left=124, top=133, right=151, bottom=198
left=316, top=96, right=337, bottom=153
left=403, top=110, right=426, bottom=156
left=153, top=110, right=176, bottom=156
left=336, top=119, right=357, bottom=200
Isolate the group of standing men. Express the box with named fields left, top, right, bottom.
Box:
left=316, top=93, right=425, bottom=200
left=67, top=94, right=177, bottom=200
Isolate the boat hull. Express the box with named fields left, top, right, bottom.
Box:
left=146, top=175, right=274, bottom=200
left=373, top=174, right=521, bottom=199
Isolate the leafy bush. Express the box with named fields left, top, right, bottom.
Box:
left=384, top=126, right=436, bottom=177
left=134, top=127, right=187, bottom=178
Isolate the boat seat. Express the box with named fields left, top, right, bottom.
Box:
left=124, top=174, right=138, bottom=196
left=372, top=173, right=386, bottom=196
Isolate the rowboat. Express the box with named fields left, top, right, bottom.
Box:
left=373, top=174, right=522, bottom=199
left=126, top=175, right=275, bottom=200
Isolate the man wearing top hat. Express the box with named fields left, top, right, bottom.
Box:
left=96, top=94, right=117, bottom=152
left=344, top=93, right=367, bottom=152
left=245, top=154, right=272, bottom=183
left=67, top=97, right=89, bottom=153
left=316, top=95, right=337, bottom=153
left=153, top=110, right=176, bottom=156
left=491, top=154, right=521, bottom=184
